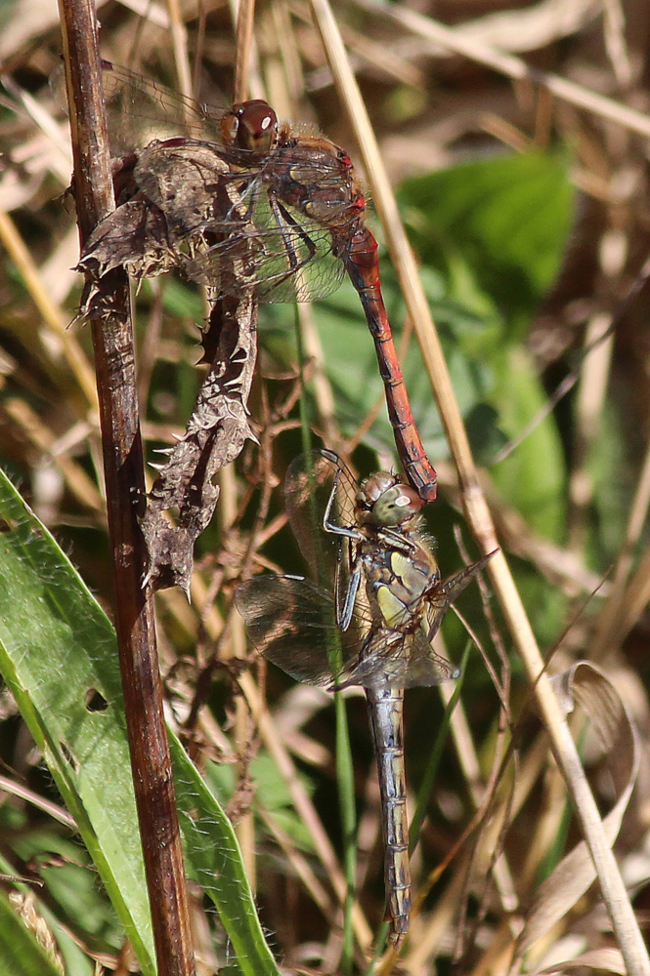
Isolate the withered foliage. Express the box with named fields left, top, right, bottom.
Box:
left=77, top=135, right=262, bottom=590
left=1, top=0, right=650, bottom=972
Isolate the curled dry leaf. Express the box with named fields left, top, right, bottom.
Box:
left=513, top=662, right=640, bottom=966
left=529, top=945, right=627, bottom=975
left=141, top=292, right=258, bottom=594
left=78, top=134, right=261, bottom=591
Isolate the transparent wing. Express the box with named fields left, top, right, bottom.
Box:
left=424, top=553, right=494, bottom=643
left=344, top=626, right=460, bottom=690
left=235, top=575, right=367, bottom=686
left=184, top=209, right=346, bottom=302
left=284, top=451, right=359, bottom=607
left=100, top=61, right=225, bottom=149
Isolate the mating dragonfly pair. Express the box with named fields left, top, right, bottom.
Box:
left=73, top=63, right=484, bottom=942
left=237, top=450, right=492, bottom=948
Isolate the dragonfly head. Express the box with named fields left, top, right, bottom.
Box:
left=220, top=99, right=279, bottom=155
left=356, top=473, right=424, bottom=527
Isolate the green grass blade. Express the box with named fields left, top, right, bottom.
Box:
left=293, top=311, right=357, bottom=967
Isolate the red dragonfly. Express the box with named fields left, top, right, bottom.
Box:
left=236, top=450, right=492, bottom=946
left=83, top=63, right=438, bottom=502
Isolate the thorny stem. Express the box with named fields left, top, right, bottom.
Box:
left=57, top=1, right=195, bottom=973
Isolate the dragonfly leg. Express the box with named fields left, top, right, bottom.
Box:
left=264, top=193, right=320, bottom=297
left=336, top=564, right=361, bottom=632
left=322, top=463, right=363, bottom=542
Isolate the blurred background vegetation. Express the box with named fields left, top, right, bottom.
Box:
left=0, top=0, right=649, bottom=972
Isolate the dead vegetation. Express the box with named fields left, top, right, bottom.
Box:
left=1, top=0, right=650, bottom=973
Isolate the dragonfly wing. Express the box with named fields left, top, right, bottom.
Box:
left=343, top=627, right=460, bottom=690
left=401, top=628, right=461, bottom=687
left=235, top=575, right=362, bottom=686
left=284, top=451, right=358, bottom=591
left=425, top=553, right=495, bottom=643
left=340, top=629, right=404, bottom=689
left=184, top=199, right=346, bottom=302
left=248, top=139, right=359, bottom=303
left=254, top=223, right=345, bottom=303
left=99, top=61, right=224, bottom=150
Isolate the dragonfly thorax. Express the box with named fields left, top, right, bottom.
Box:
left=364, top=535, right=440, bottom=630
left=220, top=99, right=278, bottom=155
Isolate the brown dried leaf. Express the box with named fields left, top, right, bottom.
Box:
left=530, top=945, right=627, bottom=975
left=514, top=663, right=640, bottom=962
left=141, top=294, right=258, bottom=593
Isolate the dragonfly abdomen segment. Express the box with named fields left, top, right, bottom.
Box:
left=366, top=685, right=412, bottom=948
left=343, top=229, right=438, bottom=503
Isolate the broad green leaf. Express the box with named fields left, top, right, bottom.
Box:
left=0, top=467, right=281, bottom=976
left=399, top=150, right=574, bottom=328
left=490, top=346, right=566, bottom=540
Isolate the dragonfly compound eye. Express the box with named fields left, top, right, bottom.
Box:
left=372, top=484, right=424, bottom=526
left=357, top=472, right=395, bottom=509
left=222, top=100, right=278, bottom=153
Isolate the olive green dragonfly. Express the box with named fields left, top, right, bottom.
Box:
left=236, top=450, right=491, bottom=947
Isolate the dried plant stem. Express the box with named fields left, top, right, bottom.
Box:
left=3, top=399, right=103, bottom=512
left=166, top=0, right=193, bottom=100
left=233, top=0, right=257, bottom=102
left=308, top=1, right=650, bottom=970
left=600, top=539, right=650, bottom=651
left=57, top=1, right=195, bottom=973
left=0, top=774, right=77, bottom=830
left=0, top=207, right=97, bottom=408
left=353, top=0, right=650, bottom=140
left=437, top=677, right=519, bottom=919
left=258, top=806, right=333, bottom=915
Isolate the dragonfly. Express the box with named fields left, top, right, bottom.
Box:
left=78, top=62, right=438, bottom=502
left=236, top=450, right=493, bottom=947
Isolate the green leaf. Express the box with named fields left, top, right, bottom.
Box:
left=399, top=150, right=574, bottom=328
left=490, top=347, right=566, bottom=540
left=0, top=468, right=281, bottom=976
left=0, top=889, right=63, bottom=976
